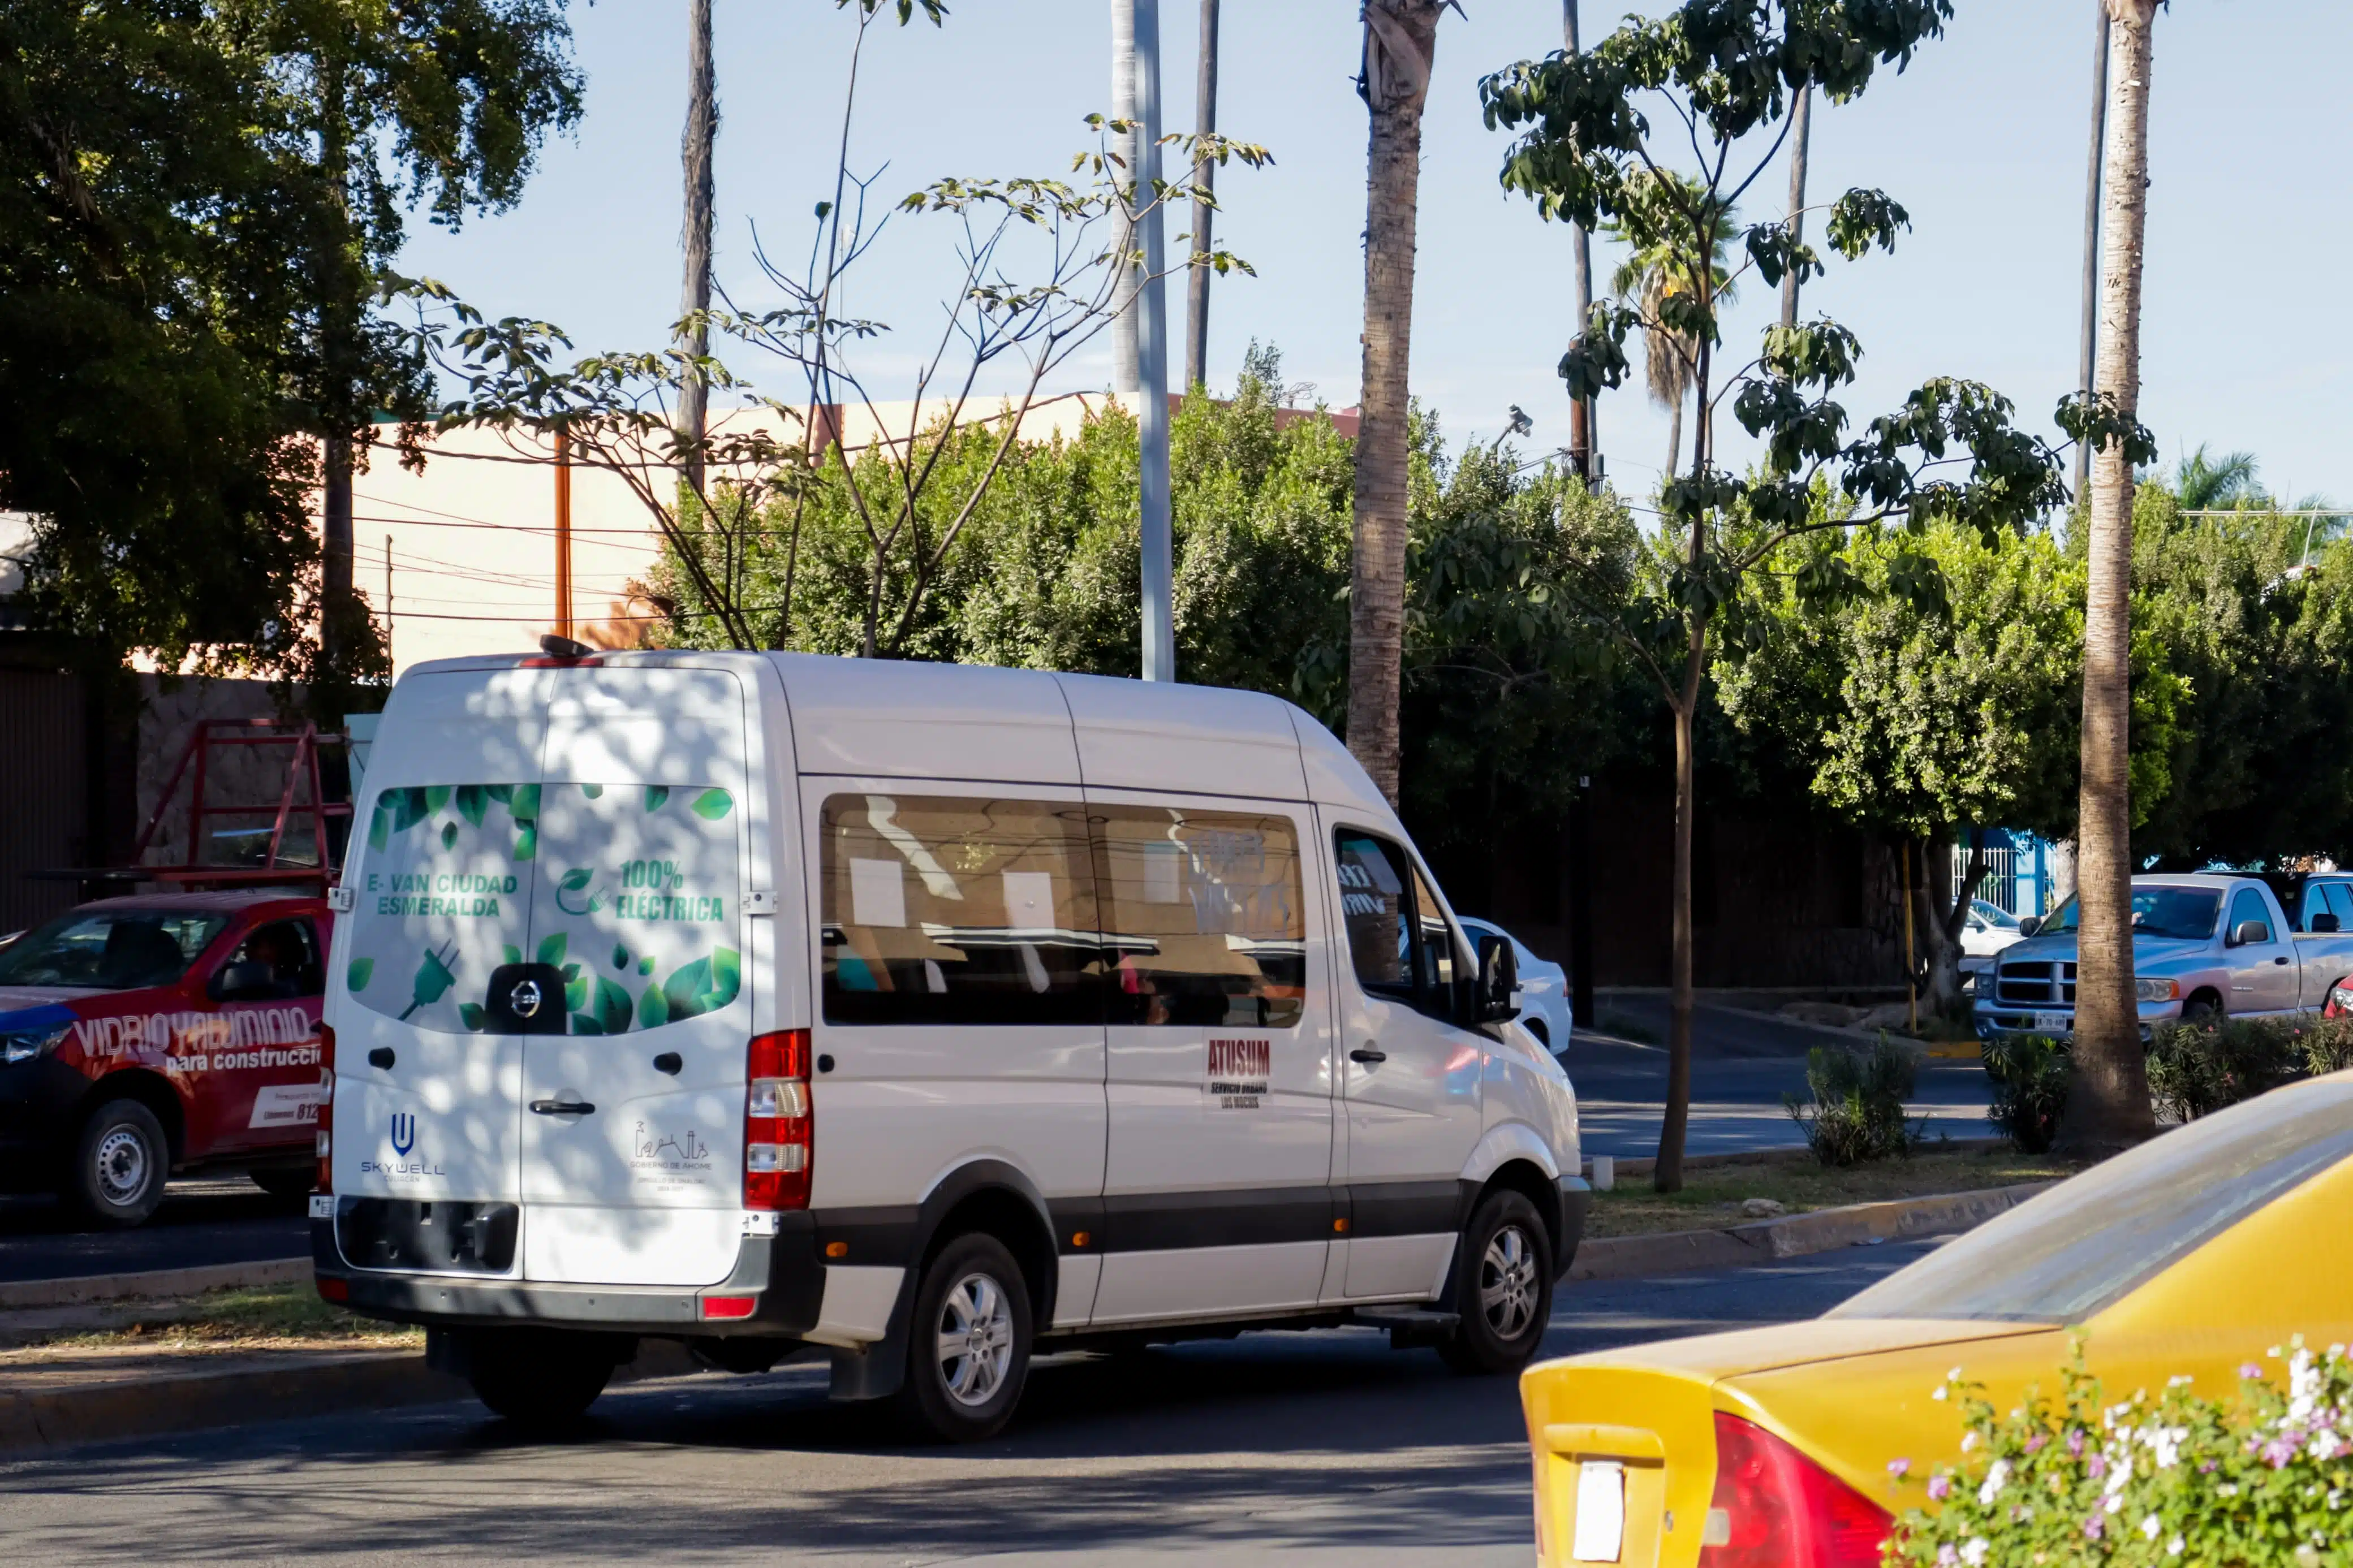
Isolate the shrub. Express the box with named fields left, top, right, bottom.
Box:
left=1785, top=1034, right=1923, bottom=1166
left=2146, top=1017, right=2303, bottom=1124
left=1886, top=1339, right=2353, bottom=1566
left=2300, top=1013, right=2353, bottom=1077
left=1981, top=1033, right=2071, bottom=1154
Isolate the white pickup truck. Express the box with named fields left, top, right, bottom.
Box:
left=1974, top=872, right=2353, bottom=1040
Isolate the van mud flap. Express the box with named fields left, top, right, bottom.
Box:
left=828, top=1284, right=914, bottom=1402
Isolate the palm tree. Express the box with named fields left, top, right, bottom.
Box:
left=1347, top=0, right=1450, bottom=803
left=2173, top=444, right=2262, bottom=509
left=2074, top=1, right=2110, bottom=502
left=2068, top=0, right=2162, bottom=1157
left=1183, top=0, right=1219, bottom=392
left=1779, top=84, right=1811, bottom=329
left=677, top=0, right=717, bottom=493
left=1603, top=174, right=1736, bottom=481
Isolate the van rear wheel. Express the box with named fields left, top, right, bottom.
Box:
left=466, top=1331, right=619, bottom=1430
left=1437, top=1190, right=1554, bottom=1376
left=896, top=1232, right=1032, bottom=1443
left=66, top=1099, right=169, bottom=1228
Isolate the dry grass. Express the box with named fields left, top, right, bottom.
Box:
left=1586, top=1146, right=2082, bottom=1238
left=0, top=1284, right=421, bottom=1361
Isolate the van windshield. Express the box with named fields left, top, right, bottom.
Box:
left=2035, top=887, right=2221, bottom=941
left=1832, top=1081, right=2353, bottom=1323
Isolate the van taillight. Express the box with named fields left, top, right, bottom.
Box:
left=744, top=1029, right=811, bottom=1211
left=314, top=1023, right=336, bottom=1193
left=1699, top=1412, right=1889, bottom=1568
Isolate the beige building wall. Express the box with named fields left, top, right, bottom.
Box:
left=345, top=391, right=1139, bottom=675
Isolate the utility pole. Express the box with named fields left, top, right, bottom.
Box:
left=1110, top=1, right=1141, bottom=395
left=383, top=533, right=394, bottom=671
left=1780, top=85, right=1811, bottom=329
left=1134, top=0, right=1173, bottom=681
left=555, top=429, right=575, bottom=640
left=1562, top=2, right=1595, bottom=485
left=678, top=0, right=717, bottom=495
left=1183, top=0, right=1219, bottom=394
left=2074, top=0, right=2111, bottom=502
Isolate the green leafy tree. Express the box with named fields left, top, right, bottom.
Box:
left=254, top=0, right=585, bottom=669
left=0, top=2, right=320, bottom=683
left=1479, top=2, right=2126, bottom=1190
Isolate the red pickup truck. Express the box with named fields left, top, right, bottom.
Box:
left=0, top=889, right=332, bottom=1225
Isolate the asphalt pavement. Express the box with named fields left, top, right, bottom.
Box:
left=0, top=1180, right=307, bottom=1283
left=0, top=1242, right=1940, bottom=1565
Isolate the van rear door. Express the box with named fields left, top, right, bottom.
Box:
left=333, top=669, right=548, bottom=1246
left=517, top=666, right=755, bottom=1289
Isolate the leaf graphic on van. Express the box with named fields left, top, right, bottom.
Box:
left=636, top=980, right=668, bottom=1030
left=536, top=932, right=567, bottom=967
left=644, top=785, right=670, bottom=813
left=503, top=944, right=523, bottom=966
left=638, top=954, right=656, bottom=975
left=454, top=785, right=489, bottom=828
left=569, top=1011, right=603, bottom=1035
left=515, top=825, right=537, bottom=861
left=564, top=972, right=588, bottom=1013
left=509, top=785, right=540, bottom=823
left=368, top=802, right=390, bottom=853
left=386, top=787, right=430, bottom=835
left=689, top=789, right=734, bottom=821
left=611, top=943, right=629, bottom=970
left=440, top=822, right=458, bottom=850
left=346, top=957, right=374, bottom=993
left=485, top=784, right=514, bottom=805
left=596, top=977, right=634, bottom=1033
left=424, top=785, right=453, bottom=817
left=660, top=948, right=742, bottom=1022
left=458, top=1003, right=486, bottom=1032
left=580, top=783, right=603, bottom=799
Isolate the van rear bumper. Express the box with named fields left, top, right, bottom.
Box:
left=312, top=1212, right=826, bottom=1337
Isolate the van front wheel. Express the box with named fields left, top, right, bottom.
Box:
left=897, top=1232, right=1032, bottom=1443
left=466, top=1331, right=619, bottom=1430
left=1438, top=1190, right=1554, bottom=1376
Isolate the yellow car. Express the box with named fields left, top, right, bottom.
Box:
left=1520, top=1073, right=2353, bottom=1567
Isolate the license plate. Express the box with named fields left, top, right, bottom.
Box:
left=2033, top=1012, right=2072, bottom=1034
left=1572, top=1459, right=1625, bottom=1562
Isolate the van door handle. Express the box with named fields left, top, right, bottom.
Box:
left=529, top=1099, right=596, bottom=1116
left=2276, top=957, right=2292, bottom=966
left=1350, top=1046, right=1387, bottom=1065
left=367, top=1047, right=395, bottom=1070
left=652, top=1052, right=682, bottom=1075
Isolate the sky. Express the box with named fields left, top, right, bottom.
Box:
left=401, top=0, right=2343, bottom=506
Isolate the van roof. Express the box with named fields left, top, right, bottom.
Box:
left=395, top=649, right=1395, bottom=819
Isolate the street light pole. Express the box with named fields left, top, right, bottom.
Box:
left=1134, top=0, right=1174, bottom=682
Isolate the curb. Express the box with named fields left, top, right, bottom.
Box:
left=0, top=1258, right=310, bottom=1312
left=1584, top=1138, right=2008, bottom=1182
left=1567, top=1180, right=2052, bottom=1282
left=0, top=1338, right=701, bottom=1456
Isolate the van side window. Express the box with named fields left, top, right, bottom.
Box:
left=1410, top=863, right=1460, bottom=994
left=1334, top=830, right=1417, bottom=999
left=1094, top=806, right=1305, bottom=1029
left=821, top=794, right=1100, bottom=1025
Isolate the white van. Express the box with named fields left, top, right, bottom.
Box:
left=310, top=649, right=1585, bottom=1440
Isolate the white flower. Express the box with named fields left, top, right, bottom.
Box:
left=1959, top=1429, right=1977, bottom=1450
left=1933, top=1386, right=1949, bottom=1402
left=2169, top=1375, right=2194, bottom=1388
left=1977, top=1459, right=2013, bottom=1507
left=1960, top=1539, right=1989, bottom=1568
left=2169, top=1538, right=2186, bottom=1557
left=1948, top=1366, right=1964, bottom=1382
left=2142, top=1515, right=2162, bottom=1541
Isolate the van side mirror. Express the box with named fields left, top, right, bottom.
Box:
left=211, top=959, right=277, bottom=1002
left=2018, top=916, right=2040, bottom=938
left=1468, top=931, right=1519, bottom=1026
left=2315, top=913, right=2342, bottom=934
left=2232, top=919, right=2273, bottom=947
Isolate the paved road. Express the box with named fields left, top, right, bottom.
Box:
left=0, top=1243, right=1937, bottom=1565
left=1567, top=1038, right=1994, bottom=1161
left=0, top=1181, right=306, bottom=1284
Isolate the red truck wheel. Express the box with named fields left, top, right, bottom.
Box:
left=67, top=1099, right=169, bottom=1228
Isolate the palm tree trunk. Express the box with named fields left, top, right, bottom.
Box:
left=677, top=0, right=717, bottom=494
left=1110, top=0, right=1141, bottom=395
left=1563, top=1, right=1594, bottom=482
left=1666, top=394, right=1683, bottom=483
left=1183, top=0, right=1218, bottom=394
left=317, top=49, right=356, bottom=664
left=1346, top=0, right=1443, bottom=804
left=1779, top=85, right=1810, bottom=329
left=2065, top=0, right=2161, bottom=1156
left=2074, top=1, right=2111, bottom=503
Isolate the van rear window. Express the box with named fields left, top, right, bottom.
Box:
left=344, top=782, right=742, bottom=1035
left=821, top=794, right=1100, bottom=1026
